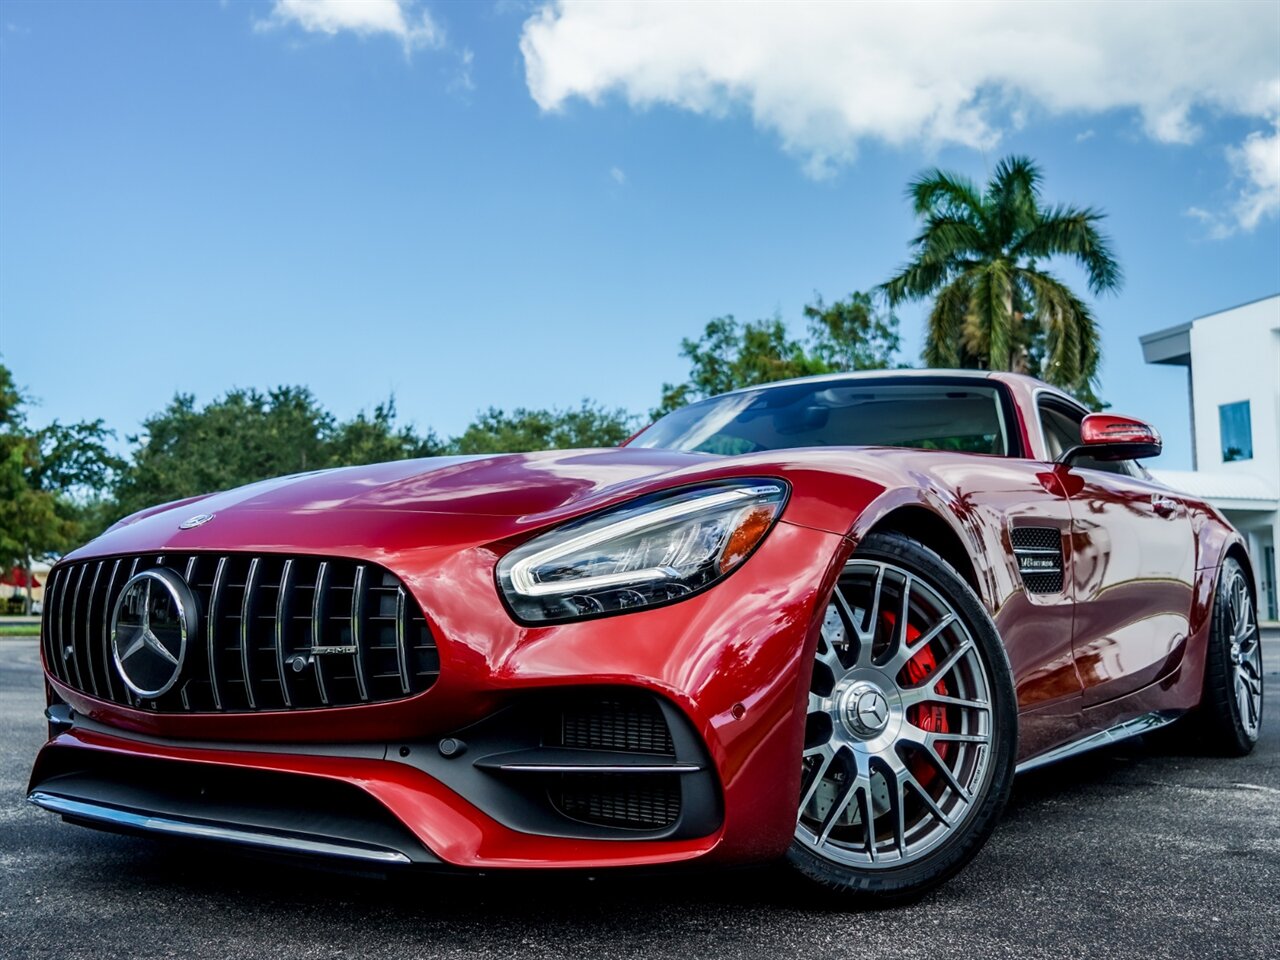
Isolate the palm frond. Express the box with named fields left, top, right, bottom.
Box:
left=913, top=215, right=985, bottom=261
left=987, top=156, right=1042, bottom=246
left=908, top=168, right=987, bottom=223
left=923, top=276, right=973, bottom=368
left=879, top=255, right=954, bottom=306
left=1014, top=204, right=1122, bottom=294
left=970, top=260, right=1014, bottom=370
left=1022, top=268, right=1102, bottom=399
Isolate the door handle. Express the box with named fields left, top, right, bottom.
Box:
left=1151, top=494, right=1179, bottom=517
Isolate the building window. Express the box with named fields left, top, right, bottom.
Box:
left=1219, top=401, right=1253, bottom=462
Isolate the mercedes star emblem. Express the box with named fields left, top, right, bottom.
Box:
left=110, top=568, right=197, bottom=698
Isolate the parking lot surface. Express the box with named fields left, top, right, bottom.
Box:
left=2, top=635, right=1277, bottom=960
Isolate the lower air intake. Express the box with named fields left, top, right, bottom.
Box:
left=554, top=772, right=683, bottom=830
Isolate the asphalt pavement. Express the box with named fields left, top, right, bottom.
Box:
left=1, top=634, right=1277, bottom=960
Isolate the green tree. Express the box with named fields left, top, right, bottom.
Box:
left=0, top=362, right=122, bottom=611
left=804, top=291, right=902, bottom=372
left=112, top=387, right=443, bottom=518
left=328, top=399, right=444, bottom=467
left=113, top=387, right=334, bottom=517
left=449, top=402, right=636, bottom=455
left=654, top=294, right=899, bottom=417
left=880, top=156, right=1120, bottom=407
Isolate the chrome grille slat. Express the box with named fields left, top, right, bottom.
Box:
left=123, top=558, right=140, bottom=708
left=207, top=557, right=228, bottom=710
left=81, top=562, right=105, bottom=697
left=43, top=551, right=438, bottom=713
left=240, top=558, right=261, bottom=710
left=42, top=568, right=62, bottom=683
left=312, top=561, right=330, bottom=707
left=67, top=564, right=88, bottom=691
left=394, top=585, right=411, bottom=696
left=99, top=559, right=122, bottom=702
left=275, top=559, right=295, bottom=709
left=351, top=565, right=370, bottom=703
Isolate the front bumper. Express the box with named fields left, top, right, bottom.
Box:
left=29, top=521, right=849, bottom=869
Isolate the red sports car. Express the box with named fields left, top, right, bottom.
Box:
left=29, top=371, right=1264, bottom=902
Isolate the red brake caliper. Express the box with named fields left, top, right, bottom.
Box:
left=894, top=617, right=951, bottom=787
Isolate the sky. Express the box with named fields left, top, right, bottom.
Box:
left=1, top=0, right=1278, bottom=471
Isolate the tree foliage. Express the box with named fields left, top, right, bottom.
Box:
left=653, top=293, right=899, bottom=417
left=112, top=388, right=445, bottom=518
left=0, top=361, right=123, bottom=609
left=449, top=403, right=636, bottom=455
left=880, top=155, right=1120, bottom=407
left=109, top=390, right=633, bottom=522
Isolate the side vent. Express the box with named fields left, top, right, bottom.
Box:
left=1010, top=527, right=1064, bottom=594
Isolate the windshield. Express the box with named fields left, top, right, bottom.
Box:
left=628, top=379, right=1011, bottom=456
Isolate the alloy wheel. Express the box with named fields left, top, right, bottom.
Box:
left=795, top=558, right=995, bottom=868
left=1225, top=569, right=1263, bottom=739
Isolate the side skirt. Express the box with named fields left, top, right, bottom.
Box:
left=1015, top=710, right=1182, bottom=774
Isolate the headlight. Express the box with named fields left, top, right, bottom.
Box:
left=497, top=479, right=788, bottom=623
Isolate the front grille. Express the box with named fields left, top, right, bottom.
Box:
left=1010, top=526, right=1064, bottom=594
left=558, top=696, right=676, bottom=755
left=554, top=773, right=683, bottom=830
left=41, top=553, right=439, bottom=712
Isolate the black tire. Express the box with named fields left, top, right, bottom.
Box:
left=786, top=531, right=1018, bottom=905
left=1192, top=556, right=1263, bottom=756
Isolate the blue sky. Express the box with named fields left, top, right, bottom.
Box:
left=1, top=0, right=1277, bottom=471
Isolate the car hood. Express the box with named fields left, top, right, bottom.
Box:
left=74, top=448, right=741, bottom=560
left=70, top=444, right=918, bottom=563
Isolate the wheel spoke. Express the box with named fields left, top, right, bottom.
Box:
left=799, top=744, right=837, bottom=817
left=885, top=613, right=956, bottom=674
left=888, top=768, right=908, bottom=856
left=1237, top=620, right=1258, bottom=650
left=921, top=727, right=988, bottom=746
left=853, top=568, right=887, bottom=668
left=920, top=743, right=972, bottom=803
left=817, top=761, right=863, bottom=846
left=815, top=639, right=844, bottom=680
left=861, top=566, right=885, bottom=642
left=884, top=750, right=951, bottom=830
left=1237, top=675, right=1255, bottom=727
left=858, top=783, right=878, bottom=862
left=901, top=636, right=972, bottom=690
left=900, top=687, right=990, bottom=712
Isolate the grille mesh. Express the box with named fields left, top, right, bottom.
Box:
left=1010, top=527, right=1060, bottom=552
left=1010, top=527, right=1064, bottom=594
left=41, top=552, right=439, bottom=712
left=559, top=696, right=676, bottom=755
left=555, top=773, right=682, bottom=830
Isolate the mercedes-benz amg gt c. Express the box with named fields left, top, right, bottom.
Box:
left=29, top=371, right=1264, bottom=902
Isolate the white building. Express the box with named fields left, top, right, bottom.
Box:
left=1141, top=294, right=1279, bottom=621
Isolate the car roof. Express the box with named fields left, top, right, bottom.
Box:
left=715, top=368, right=1015, bottom=398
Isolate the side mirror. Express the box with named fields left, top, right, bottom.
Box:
left=1058, top=413, right=1162, bottom=464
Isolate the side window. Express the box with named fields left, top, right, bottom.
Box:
left=1039, top=404, right=1080, bottom=460
left=1038, top=400, right=1134, bottom=476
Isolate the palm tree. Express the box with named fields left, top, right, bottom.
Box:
left=880, top=156, right=1121, bottom=406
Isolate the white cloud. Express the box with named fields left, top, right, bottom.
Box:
left=1075, top=129, right=1096, bottom=143
left=609, top=166, right=626, bottom=185
left=520, top=1, right=1280, bottom=228
left=1228, top=122, right=1280, bottom=232
left=261, top=0, right=442, bottom=53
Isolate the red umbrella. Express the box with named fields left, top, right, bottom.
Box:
left=1, top=566, right=41, bottom=588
